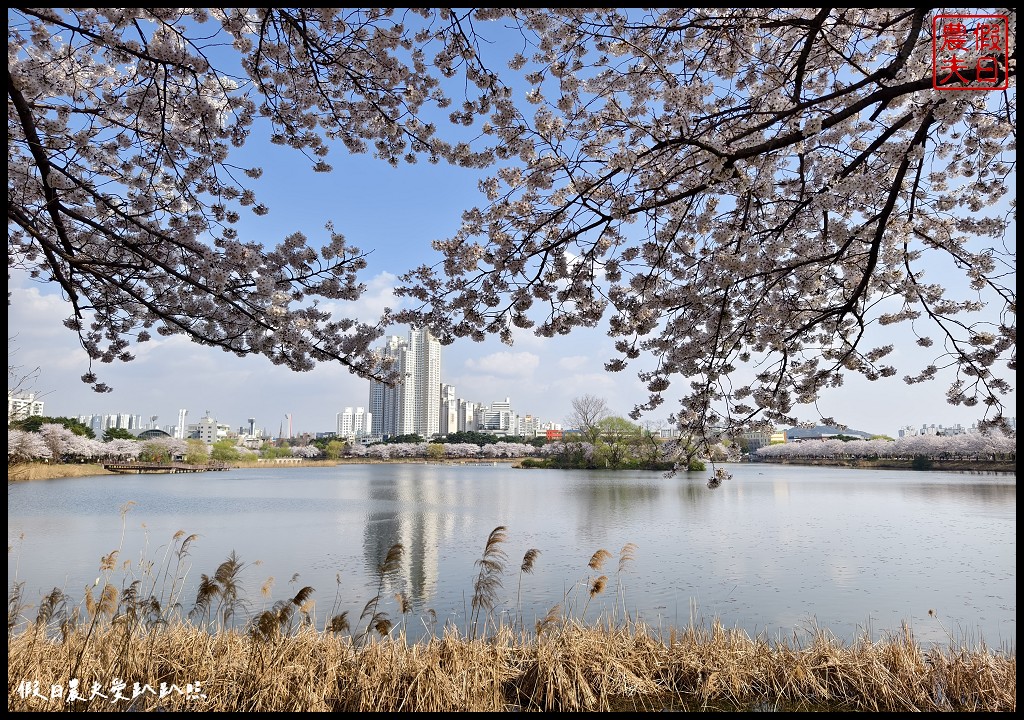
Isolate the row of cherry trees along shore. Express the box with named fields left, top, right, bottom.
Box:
left=8, top=423, right=1015, bottom=466
left=8, top=424, right=659, bottom=464
left=755, top=432, right=1016, bottom=462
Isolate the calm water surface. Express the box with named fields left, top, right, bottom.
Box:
left=7, top=462, right=1016, bottom=650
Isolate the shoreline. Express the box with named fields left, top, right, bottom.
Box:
left=9, top=456, right=1014, bottom=483
left=7, top=458, right=522, bottom=482
left=751, top=457, right=1016, bottom=473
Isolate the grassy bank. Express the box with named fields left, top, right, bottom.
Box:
left=8, top=462, right=115, bottom=482
left=7, top=618, right=1015, bottom=712
left=8, top=458, right=522, bottom=482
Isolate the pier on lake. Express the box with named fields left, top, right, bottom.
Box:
left=102, top=462, right=231, bottom=474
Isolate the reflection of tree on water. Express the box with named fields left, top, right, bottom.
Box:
left=575, top=480, right=665, bottom=521
left=677, top=478, right=716, bottom=509
left=901, top=480, right=1016, bottom=508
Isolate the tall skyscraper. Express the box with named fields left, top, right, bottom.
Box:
left=440, top=384, right=458, bottom=436
left=369, top=327, right=442, bottom=439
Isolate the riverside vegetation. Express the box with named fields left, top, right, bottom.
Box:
left=7, top=518, right=1015, bottom=712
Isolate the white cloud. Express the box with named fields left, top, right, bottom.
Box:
left=463, top=351, right=540, bottom=377
left=557, top=355, right=589, bottom=371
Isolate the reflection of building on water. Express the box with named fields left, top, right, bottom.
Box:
left=362, top=470, right=456, bottom=609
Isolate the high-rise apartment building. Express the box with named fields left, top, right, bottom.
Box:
left=75, top=413, right=144, bottom=435
left=337, top=406, right=372, bottom=439
left=439, top=384, right=458, bottom=436
left=481, top=397, right=515, bottom=433
left=369, top=327, right=442, bottom=439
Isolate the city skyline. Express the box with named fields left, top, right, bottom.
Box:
left=8, top=301, right=1015, bottom=441
left=9, top=346, right=1012, bottom=443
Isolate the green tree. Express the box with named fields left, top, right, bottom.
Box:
left=324, top=439, right=347, bottom=460
left=185, top=439, right=209, bottom=465
left=595, top=416, right=641, bottom=468
left=260, top=443, right=293, bottom=459
left=211, top=440, right=241, bottom=462
left=139, top=441, right=170, bottom=463
left=11, top=415, right=95, bottom=439
left=384, top=434, right=425, bottom=445
left=103, top=427, right=135, bottom=442
left=442, top=431, right=494, bottom=446
left=426, top=443, right=446, bottom=461
left=632, top=423, right=668, bottom=469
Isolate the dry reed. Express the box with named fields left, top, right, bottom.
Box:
left=7, top=617, right=1014, bottom=712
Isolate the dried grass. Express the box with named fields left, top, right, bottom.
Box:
left=7, top=616, right=1014, bottom=712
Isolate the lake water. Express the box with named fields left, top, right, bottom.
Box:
left=7, top=462, right=1016, bottom=651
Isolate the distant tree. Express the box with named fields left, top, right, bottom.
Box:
left=185, top=439, right=209, bottom=465
left=444, top=442, right=483, bottom=459
left=102, top=439, right=142, bottom=462
left=260, top=443, right=292, bottom=459
left=442, top=431, right=494, bottom=446
left=8, top=428, right=52, bottom=463
left=36, top=423, right=102, bottom=461
left=103, top=428, right=136, bottom=442
left=211, top=439, right=241, bottom=462
left=426, top=443, right=446, bottom=460
left=567, top=395, right=611, bottom=445
left=632, top=422, right=668, bottom=468
left=11, top=415, right=95, bottom=439
left=8, top=9, right=1013, bottom=448
left=323, top=439, right=347, bottom=460
left=594, top=416, right=641, bottom=468
left=383, top=434, right=426, bottom=445
left=139, top=437, right=187, bottom=462
left=290, top=445, right=323, bottom=459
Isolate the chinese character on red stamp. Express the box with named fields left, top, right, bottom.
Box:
left=932, top=14, right=1009, bottom=90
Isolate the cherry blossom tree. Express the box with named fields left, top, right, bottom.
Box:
left=140, top=436, right=189, bottom=462
left=392, top=8, right=1016, bottom=447
left=7, top=428, right=52, bottom=463
left=755, top=429, right=1016, bottom=461
left=8, top=9, right=1015, bottom=448
left=346, top=444, right=370, bottom=459
left=289, top=444, right=322, bottom=459
left=36, top=422, right=103, bottom=460
left=102, top=438, right=144, bottom=461
left=443, top=443, right=483, bottom=459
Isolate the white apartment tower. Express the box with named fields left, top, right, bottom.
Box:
left=481, top=397, right=516, bottom=433
left=439, top=384, right=458, bottom=436
left=369, top=327, right=442, bottom=439
left=337, top=406, right=372, bottom=439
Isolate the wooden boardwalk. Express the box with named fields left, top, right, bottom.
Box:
left=102, top=462, right=231, bottom=474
